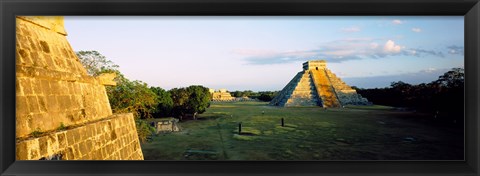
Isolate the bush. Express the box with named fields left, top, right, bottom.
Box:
left=135, top=119, right=156, bottom=143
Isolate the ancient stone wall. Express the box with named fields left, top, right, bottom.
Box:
left=16, top=16, right=143, bottom=160
left=16, top=114, right=143, bottom=160
left=16, top=16, right=113, bottom=137
left=155, top=118, right=180, bottom=134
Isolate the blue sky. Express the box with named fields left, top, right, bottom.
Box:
left=64, top=16, right=464, bottom=91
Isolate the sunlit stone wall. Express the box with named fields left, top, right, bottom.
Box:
left=15, top=16, right=143, bottom=160
left=16, top=114, right=143, bottom=160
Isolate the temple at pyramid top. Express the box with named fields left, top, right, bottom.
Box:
left=270, top=60, right=370, bottom=107
left=303, top=60, right=327, bottom=70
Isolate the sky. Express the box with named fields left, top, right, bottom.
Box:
left=64, top=16, right=464, bottom=91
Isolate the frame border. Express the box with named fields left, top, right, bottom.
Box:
left=1, top=0, right=479, bottom=175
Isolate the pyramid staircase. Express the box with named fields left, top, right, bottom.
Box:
left=310, top=69, right=342, bottom=108
left=269, top=71, right=321, bottom=107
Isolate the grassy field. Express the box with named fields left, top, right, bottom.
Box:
left=141, top=101, right=463, bottom=160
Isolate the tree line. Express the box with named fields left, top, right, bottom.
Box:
left=353, top=68, right=464, bottom=125
left=231, top=90, right=279, bottom=101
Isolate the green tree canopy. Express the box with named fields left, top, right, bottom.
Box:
left=76, top=50, right=119, bottom=76
left=169, top=85, right=211, bottom=120
left=150, top=86, right=174, bottom=117
left=107, top=79, right=159, bottom=119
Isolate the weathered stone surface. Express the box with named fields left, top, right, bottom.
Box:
left=97, top=73, right=117, bottom=86
left=15, top=16, right=143, bottom=160
left=16, top=113, right=143, bottom=160
left=270, top=60, right=370, bottom=107
left=155, top=118, right=180, bottom=133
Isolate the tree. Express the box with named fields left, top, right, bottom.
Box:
left=76, top=50, right=158, bottom=143
left=435, top=68, right=464, bottom=88
left=107, top=78, right=159, bottom=119
left=185, top=85, right=212, bottom=119
left=169, top=88, right=189, bottom=120
left=232, top=91, right=242, bottom=97
left=356, top=68, right=464, bottom=126
left=258, top=91, right=278, bottom=101
left=76, top=50, right=119, bottom=76
left=169, top=85, right=211, bottom=120
left=231, top=90, right=254, bottom=97
left=150, top=87, right=174, bottom=117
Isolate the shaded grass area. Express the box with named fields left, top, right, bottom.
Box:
left=141, top=102, right=463, bottom=160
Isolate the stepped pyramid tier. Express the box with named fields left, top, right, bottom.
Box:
left=210, top=88, right=235, bottom=101
left=270, top=60, right=370, bottom=107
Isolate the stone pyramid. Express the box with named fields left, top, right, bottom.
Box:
left=270, top=60, right=370, bottom=107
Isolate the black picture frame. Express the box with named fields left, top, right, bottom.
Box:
left=1, top=0, right=479, bottom=175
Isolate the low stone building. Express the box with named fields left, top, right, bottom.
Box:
left=210, top=88, right=235, bottom=101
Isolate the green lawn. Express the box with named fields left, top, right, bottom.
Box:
left=141, top=101, right=463, bottom=160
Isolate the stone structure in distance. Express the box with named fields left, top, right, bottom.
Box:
left=209, top=88, right=235, bottom=101
left=270, top=60, right=370, bottom=107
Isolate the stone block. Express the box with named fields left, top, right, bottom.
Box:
left=38, top=137, right=48, bottom=156
left=40, top=79, right=52, bottom=95
left=65, top=130, right=75, bottom=146
left=16, top=78, right=24, bottom=96
left=16, top=96, right=29, bottom=116
left=57, top=132, right=66, bottom=147
left=16, top=142, right=28, bottom=160
left=30, top=148, right=39, bottom=159
left=16, top=118, right=30, bottom=138
left=65, top=147, right=75, bottom=160
left=46, top=134, right=59, bottom=154
left=46, top=95, right=59, bottom=112
left=19, top=78, right=34, bottom=95
left=73, top=144, right=82, bottom=158
left=42, top=114, right=56, bottom=130
left=90, top=150, right=100, bottom=160
left=36, top=96, right=48, bottom=112
left=72, top=128, right=82, bottom=142
left=57, top=95, right=71, bottom=110
left=78, top=142, right=88, bottom=156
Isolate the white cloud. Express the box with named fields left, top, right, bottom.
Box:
left=383, top=40, right=402, bottom=53
left=422, top=68, right=437, bottom=73
left=341, top=26, right=361, bottom=32
left=411, top=28, right=422, bottom=32
left=392, top=19, right=403, bottom=25
left=237, top=38, right=445, bottom=65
